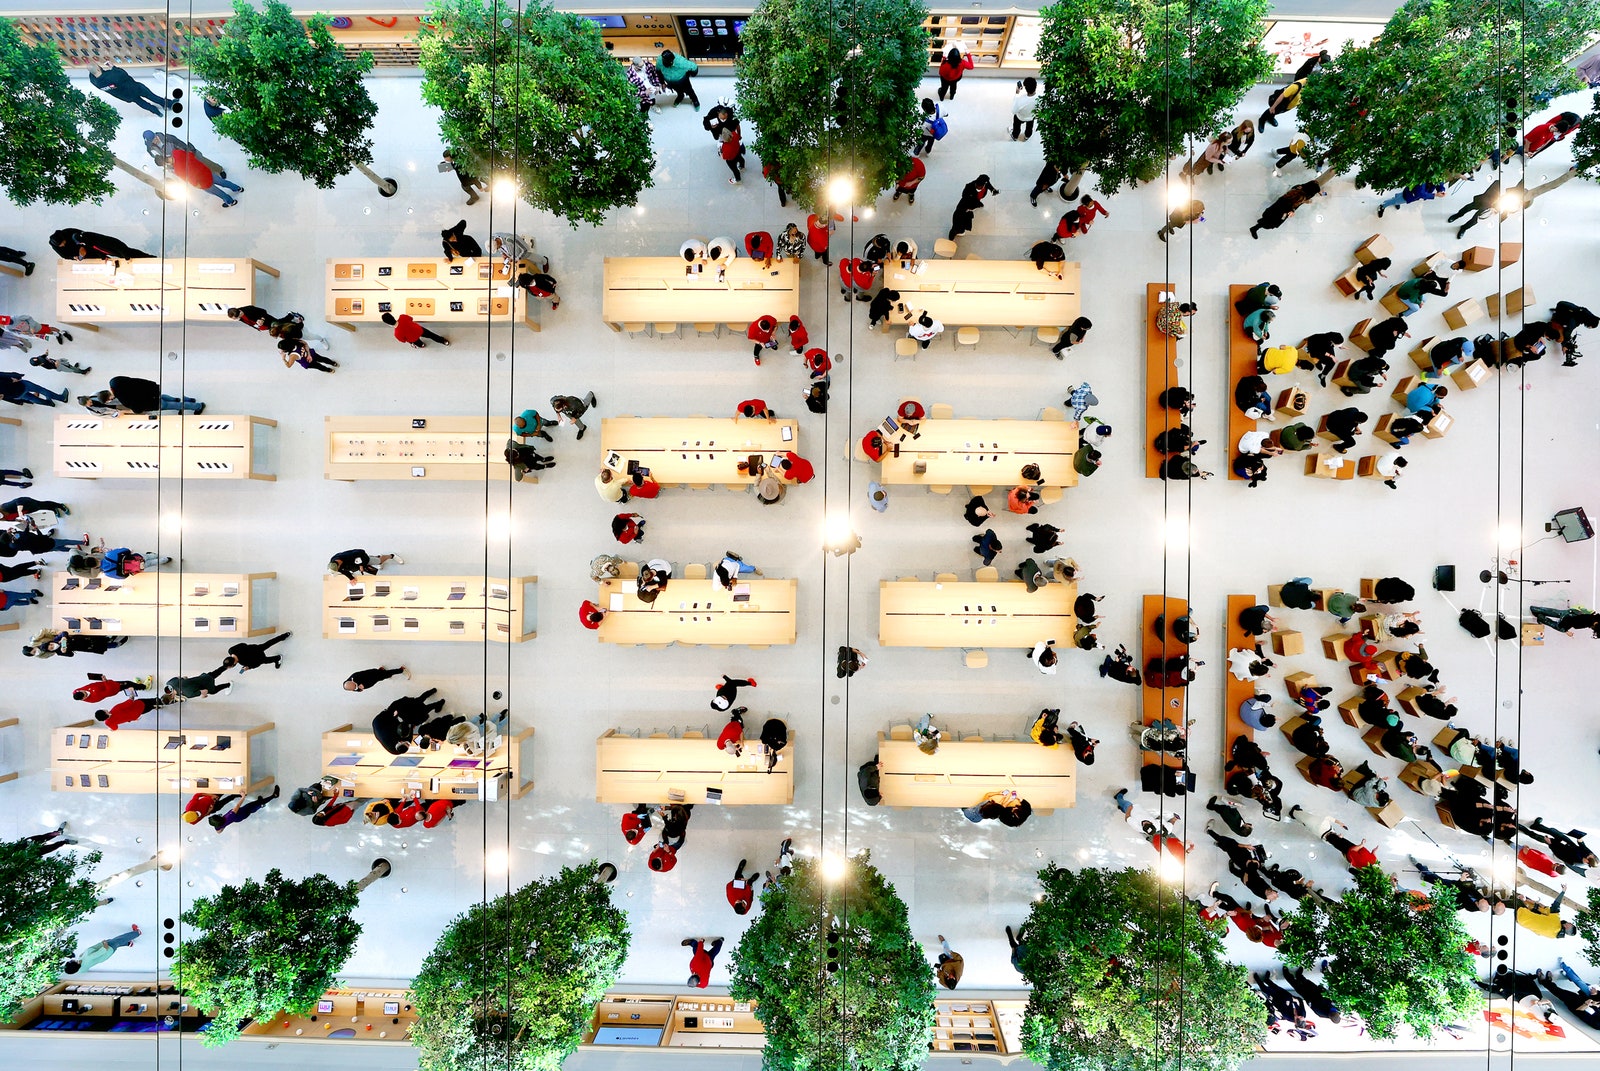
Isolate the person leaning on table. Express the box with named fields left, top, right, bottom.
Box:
left=909, top=313, right=944, bottom=349
left=1029, top=639, right=1059, bottom=675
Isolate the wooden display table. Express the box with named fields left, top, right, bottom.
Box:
left=324, top=255, right=522, bottom=331
left=0, top=717, right=18, bottom=783
left=599, top=416, right=798, bottom=487
left=601, top=256, right=799, bottom=330
left=322, top=574, right=536, bottom=643
left=53, top=571, right=276, bottom=638
left=878, top=579, right=1076, bottom=649
left=56, top=257, right=278, bottom=329
left=1223, top=594, right=1261, bottom=767
left=1227, top=284, right=1260, bottom=482
left=1145, top=283, right=1182, bottom=479
left=54, top=413, right=276, bottom=480
left=242, top=987, right=417, bottom=1042
left=876, top=415, right=1078, bottom=489
left=876, top=730, right=1075, bottom=808
left=324, top=415, right=519, bottom=481
left=321, top=723, right=533, bottom=801
left=594, top=728, right=794, bottom=804
left=1141, top=594, right=1188, bottom=770
left=595, top=577, right=797, bottom=647
left=882, top=258, right=1079, bottom=328
left=51, top=720, right=273, bottom=794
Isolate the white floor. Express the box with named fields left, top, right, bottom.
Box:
left=3, top=69, right=1600, bottom=1060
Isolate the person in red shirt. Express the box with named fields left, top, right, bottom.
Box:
left=761, top=162, right=788, bottom=207
left=736, top=399, right=774, bottom=422
left=745, top=230, right=774, bottom=267
left=837, top=258, right=875, bottom=301
left=1519, top=845, right=1566, bottom=878
left=716, top=709, right=745, bottom=755
left=96, top=695, right=164, bottom=729
left=419, top=799, right=457, bottom=828
left=73, top=673, right=150, bottom=703
left=182, top=792, right=238, bottom=825
left=805, top=212, right=842, bottom=265
left=727, top=860, right=757, bottom=914
left=380, top=311, right=451, bottom=348
left=647, top=842, right=677, bottom=872
left=786, top=315, right=808, bottom=352
left=1055, top=209, right=1084, bottom=240
left=1324, top=830, right=1378, bottom=870
left=621, top=804, right=651, bottom=845
left=803, top=348, right=832, bottom=380
left=1007, top=485, right=1040, bottom=514
left=778, top=451, right=814, bottom=484
left=746, top=315, right=778, bottom=365
left=312, top=799, right=356, bottom=827
left=627, top=474, right=661, bottom=499
left=1075, top=194, right=1110, bottom=231
left=936, top=46, right=975, bottom=100
left=579, top=600, right=606, bottom=629
left=860, top=430, right=885, bottom=461
left=170, top=147, right=244, bottom=207
left=719, top=127, right=744, bottom=184
left=892, top=157, right=927, bottom=204
left=684, top=936, right=723, bottom=987
left=611, top=512, right=646, bottom=543
left=389, top=799, right=423, bottom=828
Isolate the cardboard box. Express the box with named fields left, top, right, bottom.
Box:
left=1284, top=670, right=1317, bottom=698
left=1355, top=233, right=1393, bottom=264
left=1408, top=336, right=1438, bottom=370
left=1486, top=286, right=1534, bottom=317
left=1412, top=252, right=1448, bottom=277
left=1349, top=316, right=1375, bottom=351
left=1443, top=298, right=1484, bottom=330
left=1459, top=245, right=1494, bottom=271
left=1334, top=267, right=1363, bottom=296
left=1499, top=241, right=1522, bottom=266
left=1271, top=629, right=1304, bottom=656
left=1322, top=632, right=1355, bottom=660
left=1380, top=288, right=1408, bottom=316
left=1369, top=800, right=1406, bottom=827
left=1450, top=358, right=1489, bottom=390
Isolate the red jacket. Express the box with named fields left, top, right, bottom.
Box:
left=316, top=802, right=355, bottom=826
left=787, top=316, right=809, bottom=350
left=747, top=316, right=776, bottom=344
left=621, top=810, right=648, bottom=845
left=689, top=942, right=714, bottom=985
left=717, top=717, right=743, bottom=751
left=806, top=213, right=840, bottom=253
left=579, top=600, right=605, bottom=629
left=938, top=52, right=975, bottom=82
left=170, top=148, right=214, bottom=190
left=780, top=451, right=814, bottom=483
left=390, top=799, right=422, bottom=828
left=629, top=477, right=661, bottom=499
left=896, top=158, right=927, bottom=191
left=102, top=697, right=151, bottom=729
left=392, top=315, right=424, bottom=344
left=719, top=133, right=742, bottom=161
left=1345, top=844, right=1378, bottom=869
left=74, top=678, right=128, bottom=703
left=726, top=878, right=755, bottom=913
left=183, top=792, right=222, bottom=820
left=804, top=348, right=832, bottom=378
left=1518, top=846, right=1560, bottom=877
left=737, top=398, right=770, bottom=419
left=745, top=231, right=773, bottom=259
left=838, top=258, right=875, bottom=291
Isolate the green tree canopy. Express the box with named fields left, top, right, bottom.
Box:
left=0, top=20, right=122, bottom=206
left=174, top=862, right=388, bottom=1046
left=186, top=0, right=395, bottom=194
left=411, top=862, right=629, bottom=1071
left=734, top=0, right=928, bottom=212
left=1298, top=0, right=1600, bottom=190
left=1035, top=0, right=1274, bottom=195
left=1016, top=865, right=1263, bottom=1071
left=729, top=852, right=935, bottom=1071
left=0, top=838, right=102, bottom=1021
left=1277, top=865, right=1480, bottom=1040
left=1575, top=884, right=1600, bottom=967
left=417, top=0, right=655, bottom=226
left=1569, top=90, right=1600, bottom=180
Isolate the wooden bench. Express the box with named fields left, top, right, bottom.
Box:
left=1226, top=284, right=1260, bottom=481
left=1223, top=594, right=1263, bottom=772
left=1145, top=282, right=1182, bottom=479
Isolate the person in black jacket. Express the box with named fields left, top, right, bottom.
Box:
left=49, top=228, right=154, bottom=264
left=1323, top=407, right=1368, bottom=452
left=0, top=372, right=67, bottom=407
left=343, top=665, right=407, bottom=692
left=218, top=632, right=291, bottom=673
left=371, top=688, right=446, bottom=754
left=88, top=63, right=168, bottom=116
left=440, top=219, right=483, bottom=261
left=1338, top=355, right=1389, bottom=396
left=1372, top=577, right=1415, bottom=603
left=79, top=376, right=203, bottom=416
left=1364, top=316, right=1410, bottom=358
left=328, top=548, right=400, bottom=580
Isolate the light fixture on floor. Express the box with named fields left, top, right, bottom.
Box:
left=820, top=853, right=848, bottom=883
left=825, top=512, right=860, bottom=556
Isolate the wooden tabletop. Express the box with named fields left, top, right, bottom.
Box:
left=321, top=574, right=536, bottom=643
left=877, top=417, right=1079, bottom=487
left=52, top=720, right=273, bottom=795
left=325, top=255, right=519, bottom=324
left=325, top=415, right=516, bottom=481
left=877, top=732, right=1075, bottom=807
left=602, top=256, right=799, bottom=327
left=600, top=416, right=798, bottom=485
left=883, top=258, right=1080, bottom=328
left=53, top=570, right=277, bottom=638
left=879, top=579, right=1076, bottom=648
left=596, top=577, right=798, bottom=646
left=595, top=729, right=794, bottom=804
left=55, top=413, right=276, bottom=481
left=320, top=724, right=533, bottom=801
left=57, top=257, right=276, bottom=325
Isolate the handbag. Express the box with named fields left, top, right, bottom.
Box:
left=931, top=113, right=949, bottom=140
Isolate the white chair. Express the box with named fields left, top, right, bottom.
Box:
left=934, top=238, right=959, bottom=258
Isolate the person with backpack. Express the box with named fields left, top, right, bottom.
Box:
left=759, top=718, right=788, bottom=772
left=857, top=755, right=882, bottom=805
left=917, top=98, right=946, bottom=156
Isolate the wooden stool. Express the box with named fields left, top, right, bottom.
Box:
left=1363, top=726, right=1390, bottom=756
left=1396, top=686, right=1427, bottom=717
left=956, top=326, right=980, bottom=350
left=1032, top=327, right=1058, bottom=348
left=1275, top=386, right=1309, bottom=418
left=1333, top=266, right=1363, bottom=297
left=1400, top=760, right=1443, bottom=794
left=1358, top=578, right=1379, bottom=599
left=1331, top=360, right=1356, bottom=388
left=1350, top=317, right=1375, bottom=351
left=654, top=322, right=681, bottom=338
left=1407, top=336, right=1437, bottom=371
left=1499, top=241, right=1522, bottom=266
left=1458, top=245, right=1494, bottom=272
left=1442, top=298, right=1484, bottom=330
left=1372, top=649, right=1402, bottom=681
left=623, top=322, right=650, bottom=337
left=963, top=649, right=988, bottom=669
left=1267, top=583, right=1286, bottom=607
left=1412, top=251, right=1448, bottom=276
left=1522, top=621, right=1546, bottom=646
left=1435, top=802, right=1458, bottom=829
left=694, top=322, right=720, bottom=337
left=1355, top=233, right=1392, bottom=264
left=1284, top=671, right=1318, bottom=700
left=1271, top=630, right=1304, bottom=656
left=894, top=338, right=920, bottom=359
left=1280, top=715, right=1309, bottom=740
left=934, top=238, right=959, bottom=258
left=1369, top=800, right=1406, bottom=827
left=1373, top=413, right=1402, bottom=444
left=1312, top=588, right=1339, bottom=610
left=1379, top=287, right=1408, bottom=316
left=1322, top=633, right=1355, bottom=661
left=1391, top=375, right=1421, bottom=404
left=1422, top=409, right=1452, bottom=439
left=1315, top=415, right=1341, bottom=443
left=1432, top=726, right=1466, bottom=750
left=1305, top=454, right=1355, bottom=480
left=1486, top=286, right=1534, bottom=317
left=1356, top=455, right=1382, bottom=479
left=1337, top=695, right=1363, bottom=727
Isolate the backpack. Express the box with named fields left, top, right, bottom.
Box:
left=1457, top=608, right=1492, bottom=638
left=760, top=718, right=788, bottom=752
left=931, top=109, right=949, bottom=140
left=857, top=758, right=882, bottom=806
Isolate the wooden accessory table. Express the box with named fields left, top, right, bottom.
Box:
left=56, top=257, right=279, bottom=329
left=1227, top=284, right=1261, bottom=481
left=324, top=256, right=522, bottom=331
left=1141, top=594, right=1189, bottom=770
left=594, top=728, right=794, bottom=804
left=51, top=720, right=274, bottom=794
left=324, top=415, right=519, bottom=481
left=54, top=413, right=276, bottom=480
left=876, top=730, right=1075, bottom=808
left=1145, top=283, right=1182, bottom=478
left=601, top=256, right=799, bottom=330
left=879, top=579, right=1076, bottom=649
left=52, top=571, right=276, bottom=638
left=242, top=986, right=417, bottom=1043
left=882, top=258, right=1079, bottom=328
left=595, top=577, right=797, bottom=647
left=599, top=416, right=799, bottom=487
left=876, top=415, right=1078, bottom=489
left=0, top=717, right=18, bottom=782
left=321, top=723, right=533, bottom=801
left=1223, top=594, right=1261, bottom=768
left=322, top=574, right=536, bottom=643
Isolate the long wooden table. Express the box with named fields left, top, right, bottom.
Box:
left=54, top=413, right=276, bottom=480
left=53, top=571, right=276, bottom=638
left=595, top=728, right=794, bottom=804
left=1141, top=594, right=1188, bottom=772
left=51, top=720, right=274, bottom=794
left=325, top=415, right=518, bottom=481
left=324, top=255, right=522, bottom=331
left=599, top=417, right=799, bottom=487
left=595, top=577, right=797, bottom=646
left=56, top=257, right=279, bottom=329
left=877, top=416, right=1078, bottom=488
left=322, top=574, right=536, bottom=643
left=1228, top=283, right=1260, bottom=482
left=877, top=731, right=1075, bottom=808
left=883, top=258, right=1079, bottom=329
left=1146, top=282, right=1182, bottom=478
left=601, top=256, right=799, bottom=330
left=1223, top=594, right=1260, bottom=769
left=321, top=723, right=533, bottom=801
left=879, top=579, right=1076, bottom=649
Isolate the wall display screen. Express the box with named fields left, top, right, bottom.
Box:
left=675, top=16, right=747, bottom=60
left=592, top=1025, right=666, bottom=1045
left=582, top=15, right=628, bottom=30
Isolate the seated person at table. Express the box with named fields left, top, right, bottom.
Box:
left=1428, top=335, right=1474, bottom=371
left=715, top=551, right=759, bottom=589
left=1159, top=385, right=1196, bottom=413
left=1030, top=240, right=1065, bottom=273
left=1299, top=331, right=1343, bottom=385
left=636, top=560, right=671, bottom=604
left=1338, top=355, right=1389, bottom=396
left=1323, top=407, right=1367, bottom=453
left=1233, top=375, right=1272, bottom=419
left=1154, top=425, right=1201, bottom=455
left=679, top=238, right=707, bottom=270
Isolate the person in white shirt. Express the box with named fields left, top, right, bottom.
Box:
left=490, top=233, right=533, bottom=273
left=1030, top=639, right=1059, bottom=675
left=679, top=238, right=707, bottom=274
left=909, top=313, right=944, bottom=349
left=1375, top=453, right=1408, bottom=489
left=1011, top=77, right=1040, bottom=141
left=1228, top=646, right=1273, bottom=680
left=1237, top=429, right=1283, bottom=455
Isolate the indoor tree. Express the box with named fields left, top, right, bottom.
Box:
left=1574, top=884, right=1600, bottom=967
left=728, top=852, right=935, bottom=1071
left=0, top=19, right=165, bottom=205
left=734, top=0, right=928, bottom=211
left=410, top=861, right=628, bottom=1071
left=173, top=860, right=391, bottom=1046
left=1297, top=0, right=1600, bottom=191
left=185, top=0, right=398, bottom=195
left=0, top=837, right=102, bottom=1021
left=416, top=0, right=655, bottom=226
left=1277, top=864, right=1479, bottom=1040
left=1034, top=0, right=1274, bottom=196
left=1016, top=865, right=1263, bottom=1071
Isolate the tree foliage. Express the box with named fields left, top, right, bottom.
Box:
left=1575, top=884, right=1600, bottom=967
left=417, top=0, right=655, bottom=226
left=0, top=20, right=121, bottom=206
left=411, top=862, right=629, bottom=1071
left=729, top=852, right=935, bottom=1071
left=1035, top=0, right=1273, bottom=195
left=185, top=0, right=381, bottom=189
left=1298, top=0, right=1600, bottom=190
left=1277, top=865, right=1480, bottom=1040
left=1016, top=865, right=1263, bottom=1071
left=175, top=868, right=368, bottom=1046
left=734, top=0, right=928, bottom=211
left=0, top=839, right=103, bottom=1021
left=1569, top=90, right=1600, bottom=181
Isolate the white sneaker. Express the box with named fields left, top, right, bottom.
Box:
left=390, top=554, right=405, bottom=565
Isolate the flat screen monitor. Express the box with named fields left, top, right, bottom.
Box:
left=676, top=16, right=747, bottom=59
left=583, top=15, right=628, bottom=29
left=592, top=1025, right=665, bottom=1046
